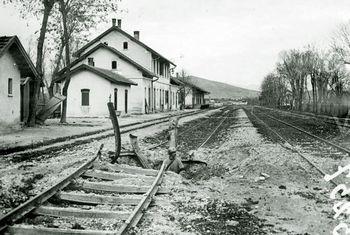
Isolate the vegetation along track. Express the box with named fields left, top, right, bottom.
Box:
left=245, top=106, right=350, bottom=186
left=2, top=109, right=212, bottom=161
left=0, top=144, right=169, bottom=234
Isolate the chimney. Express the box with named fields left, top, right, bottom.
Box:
left=134, top=31, right=140, bottom=40
left=117, top=19, right=122, bottom=28
left=112, top=18, right=116, bottom=27
left=176, top=72, right=179, bottom=78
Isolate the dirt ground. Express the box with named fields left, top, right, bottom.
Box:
left=0, top=109, right=218, bottom=216
left=136, top=108, right=339, bottom=235
left=0, top=109, right=193, bottom=152
left=0, top=107, right=344, bottom=234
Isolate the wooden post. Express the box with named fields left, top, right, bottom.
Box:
left=129, top=134, right=151, bottom=169
left=168, top=117, right=179, bottom=150
left=107, top=102, right=121, bottom=163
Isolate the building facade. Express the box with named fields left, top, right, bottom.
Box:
left=72, top=19, right=180, bottom=114
left=55, top=64, right=136, bottom=117
left=0, top=36, right=39, bottom=132
left=171, top=76, right=210, bottom=109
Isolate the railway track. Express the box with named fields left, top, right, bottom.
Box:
left=246, top=107, right=350, bottom=186
left=0, top=144, right=169, bottom=234
left=0, top=107, right=236, bottom=234
left=147, top=106, right=232, bottom=150
left=3, top=109, right=215, bottom=160
left=255, top=105, right=350, bottom=129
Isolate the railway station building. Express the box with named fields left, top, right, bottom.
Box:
left=0, top=36, right=40, bottom=132
left=171, top=76, right=210, bottom=109
left=56, top=19, right=180, bottom=116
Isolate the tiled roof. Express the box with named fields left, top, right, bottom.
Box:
left=55, top=64, right=137, bottom=86
left=0, top=36, right=39, bottom=79
left=58, top=43, right=157, bottom=78
left=73, top=26, right=176, bottom=66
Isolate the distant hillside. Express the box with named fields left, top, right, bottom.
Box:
left=187, top=76, right=260, bottom=99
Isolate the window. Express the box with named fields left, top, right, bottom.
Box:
left=123, top=42, right=128, bottom=50
left=165, top=90, right=169, bottom=104
left=159, top=63, right=164, bottom=76
left=8, top=78, right=13, bottom=95
left=112, top=61, right=117, bottom=69
left=81, top=89, right=90, bottom=106
left=88, top=57, right=94, bottom=66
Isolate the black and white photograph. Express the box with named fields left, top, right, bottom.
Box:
left=1, top=0, right=350, bottom=234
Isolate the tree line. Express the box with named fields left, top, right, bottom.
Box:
left=3, top=0, right=121, bottom=125
left=259, top=23, right=350, bottom=114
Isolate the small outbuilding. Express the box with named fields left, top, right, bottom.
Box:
left=172, top=76, right=210, bottom=109
left=0, top=36, right=39, bottom=132
left=55, top=64, right=137, bottom=117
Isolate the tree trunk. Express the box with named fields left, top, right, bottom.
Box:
left=311, top=75, right=317, bottom=113
left=49, top=38, right=65, bottom=98
left=27, top=0, right=55, bottom=126
left=60, top=0, right=71, bottom=123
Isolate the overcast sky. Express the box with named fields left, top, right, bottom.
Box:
left=1, top=0, right=350, bottom=90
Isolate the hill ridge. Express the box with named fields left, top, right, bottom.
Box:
left=187, top=75, right=259, bottom=99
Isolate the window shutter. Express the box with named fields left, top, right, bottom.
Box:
left=8, top=78, right=13, bottom=95
left=81, top=89, right=90, bottom=106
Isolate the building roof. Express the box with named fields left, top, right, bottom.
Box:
left=171, top=76, right=210, bottom=94
left=0, top=36, right=39, bottom=79
left=58, top=43, right=157, bottom=78
left=73, top=25, right=176, bottom=66
left=55, top=64, right=137, bottom=86
left=170, top=77, right=184, bottom=86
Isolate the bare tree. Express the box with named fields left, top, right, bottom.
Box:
left=177, top=69, right=192, bottom=109
left=332, top=23, right=350, bottom=65
left=259, top=72, right=289, bottom=107
left=4, top=0, right=57, bottom=126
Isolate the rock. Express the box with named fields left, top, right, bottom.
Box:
left=226, top=220, right=239, bottom=226
left=260, top=172, right=270, bottom=178
left=279, top=185, right=287, bottom=190
left=231, top=165, right=239, bottom=170
left=255, top=176, right=265, bottom=182
left=313, top=186, right=322, bottom=191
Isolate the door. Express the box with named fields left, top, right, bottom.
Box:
left=125, top=90, right=128, bottom=113
left=114, top=89, right=118, bottom=110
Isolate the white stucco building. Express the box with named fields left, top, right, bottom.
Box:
left=55, top=63, right=137, bottom=117
left=0, top=36, right=39, bottom=132
left=171, top=76, right=210, bottom=109
left=69, top=19, right=180, bottom=114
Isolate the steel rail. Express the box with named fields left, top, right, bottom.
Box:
left=196, top=109, right=234, bottom=149
left=261, top=111, right=350, bottom=155
left=117, top=160, right=167, bottom=234
left=145, top=107, right=228, bottom=150
left=0, top=109, right=222, bottom=234
left=255, top=105, right=350, bottom=129
left=148, top=107, right=235, bottom=151
left=0, top=144, right=104, bottom=233
left=248, top=109, right=338, bottom=186
left=4, top=109, right=211, bottom=159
